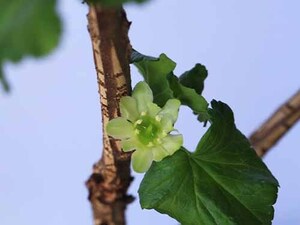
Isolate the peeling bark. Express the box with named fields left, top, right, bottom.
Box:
left=85, top=5, right=134, bottom=225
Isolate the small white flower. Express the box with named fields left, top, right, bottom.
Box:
left=106, top=82, right=183, bottom=173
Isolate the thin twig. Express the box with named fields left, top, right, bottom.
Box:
left=249, top=89, right=300, bottom=157
left=85, top=4, right=133, bottom=225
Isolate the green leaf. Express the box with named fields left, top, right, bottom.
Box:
left=179, top=63, right=207, bottom=95
left=139, top=101, right=278, bottom=225
left=0, top=0, right=62, bottom=91
left=168, top=74, right=210, bottom=121
left=131, top=50, right=209, bottom=121
left=84, top=0, right=149, bottom=6
left=132, top=50, right=175, bottom=107
left=131, top=49, right=157, bottom=63
left=0, top=66, right=9, bottom=92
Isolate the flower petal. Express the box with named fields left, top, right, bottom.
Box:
left=106, top=118, right=133, bottom=139
left=120, top=96, right=139, bottom=122
left=151, top=145, right=170, bottom=161
left=161, top=134, right=183, bottom=155
left=132, top=148, right=153, bottom=173
left=160, top=116, right=174, bottom=133
left=132, top=81, right=153, bottom=113
left=147, top=102, right=161, bottom=117
left=158, top=99, right=181, bottom=123
left=121, top=137, right=137, bottom=152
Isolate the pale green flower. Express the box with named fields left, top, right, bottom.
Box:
left=106, top=81, right=183, bottom=173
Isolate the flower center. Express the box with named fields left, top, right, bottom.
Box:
left=134, top=115, right=161, bottom=145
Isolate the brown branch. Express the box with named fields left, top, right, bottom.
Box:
left=249, top=89, right=300, bottom=157
left=85, top=4, right=134, bottom=225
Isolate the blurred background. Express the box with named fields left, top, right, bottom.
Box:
left=0, top=0, right=299, bottom=224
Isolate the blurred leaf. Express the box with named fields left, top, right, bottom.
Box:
left=84, top=0, right=149, bottom=6
left=179, top=63, right=207, bottom=95
left=0, top=66, right=9, bottom=92
left=139, top=100, right=278, bottom=225
left=0, top=0, right=62, bottom=91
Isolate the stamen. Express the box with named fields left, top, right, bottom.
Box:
left=135, top=119, right=143, bottom=125
left=155, top=115, right=161, bottom=122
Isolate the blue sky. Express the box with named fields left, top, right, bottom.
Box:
left=0, top=0, right=299, bottom=224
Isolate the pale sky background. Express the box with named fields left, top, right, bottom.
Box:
left=1, top=0, right=299, bottom=224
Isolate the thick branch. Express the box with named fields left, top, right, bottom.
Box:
left=85, top=5, right=133, bottom=225
left=249, top=89, right=300, bottom=157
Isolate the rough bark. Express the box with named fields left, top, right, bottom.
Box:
left=85, top=4, right=134, bottom=225
left=250, top=89, right=300, bottom=157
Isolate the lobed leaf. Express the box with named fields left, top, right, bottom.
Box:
left=139, top=101, right=279, bottom=225
left=0, top=0, right=62, bottom=91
